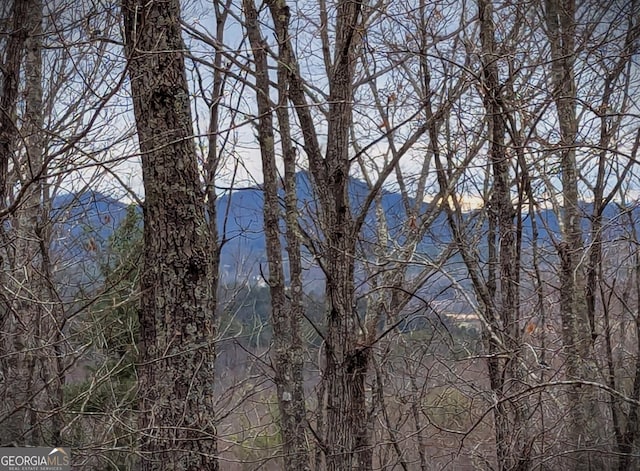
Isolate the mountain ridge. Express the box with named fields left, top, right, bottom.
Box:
left=52, top=173, right=640, bottom=284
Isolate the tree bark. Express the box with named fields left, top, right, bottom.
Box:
left=269, top=1, right=311, bottom=468
left=478, top=0, right=531, bottom=469
left=0, top=0, right=28, bottom=207
left=19, top=0, right=65, bottom=446
left=0, top=0, right=60, bottom=446
left=544, top=0, right=604, bottom=467
left=320, top=2, right=370, bottom=469
left=122, top=1, right=218, bottom=469
left=0, top=0, right=29, bottom=444
left=261, top=0, right=369, bottom=468
left=243, top=1, right=310, bottom=468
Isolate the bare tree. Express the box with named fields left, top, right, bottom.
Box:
left=477, top=0, right=530, bottom=468
left=0, top=0, right=69, bottom=446
left=0, top=0, right=43, bottom=445
left=243, top=0, right=310, bottom=468
left=543, top=0, right=607, bottom=466
left=241, top=0, right=374, bottom=467
left=2, top=0, right=640, bottom=468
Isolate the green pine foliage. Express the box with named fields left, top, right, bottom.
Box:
left=65, top=205, right=142, bottom=470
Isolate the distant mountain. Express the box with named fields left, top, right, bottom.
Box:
left=214, top=171, right=454, bottom=280
left=51, top=174, right=640, bottom=288
left=52, top=191, right=130, bottom=256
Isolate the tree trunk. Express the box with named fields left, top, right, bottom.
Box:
left=19, top=0, right=65, bottom=445
left=0, top=0, right=28, bottom=206
left=544, top=0, right=604, bottom=467
left=478, top=0, right=530, bottom=469
left=263, top=0, right=369, bottom=467
left=243, top=1, right=310, bottom=468
left=0, top=0, right=60, bottom=446
left=270, top=1, right=311, bottom=468
left=321, top=2, right=370, bottom=469
left=122, top=1, right=218, bottom=469
left=0, top=0, right=29, bottom=444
